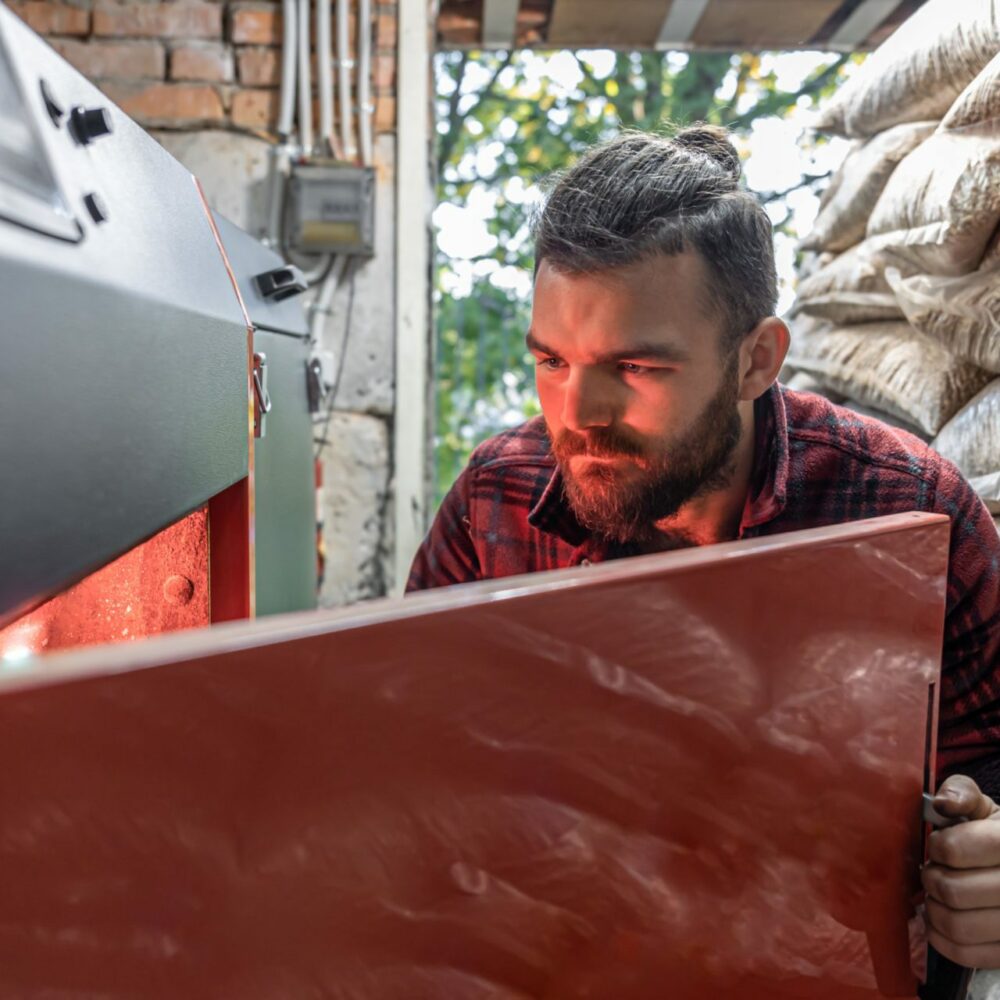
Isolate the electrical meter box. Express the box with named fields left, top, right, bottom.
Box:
left=287, top=162, right=375, bottom=256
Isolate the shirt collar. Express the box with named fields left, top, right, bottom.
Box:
left=739, top=382, right=790, bottom=533
left=528, top=461, right=590, bottom=547
left=528, top=382, right=790, bottom=546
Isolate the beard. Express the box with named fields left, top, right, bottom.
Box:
left=551, top=360, right=743, bottom=545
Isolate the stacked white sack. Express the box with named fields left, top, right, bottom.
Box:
left=784, top=0, right=1000, bottom=513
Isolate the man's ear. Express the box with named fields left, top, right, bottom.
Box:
left=738, top=317, right=790, bottom=402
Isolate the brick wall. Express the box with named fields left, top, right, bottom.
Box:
left=8, top=0, right=397, bottom=135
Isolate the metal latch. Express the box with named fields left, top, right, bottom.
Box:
left=254, top=265, right=307, bottom=301
left=253, top=352, right=272, bottom=439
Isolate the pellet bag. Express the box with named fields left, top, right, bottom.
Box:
left=784, top=320, right=992, bottom=436
left=800, top=122, right=936, bottom=254
left=942, top=50, right=1000, bottom=131
left=866, top=126, right=1000, bottom=277
left=813, top=0, right=999, bottom=138
left=884, top=264, right=1000, bottom=373
left=931, top=379, right=1000, bottom=512
left=791, top=238, right=905, bottom=324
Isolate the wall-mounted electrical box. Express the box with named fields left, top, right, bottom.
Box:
left=287, top=162, right=375, bottom=257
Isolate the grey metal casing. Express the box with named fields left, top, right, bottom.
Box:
left=0, top=7, right=250, bottom=626
left=212, top=214, right=316, bottom=616
left=251, top=328, right=317, bottom=616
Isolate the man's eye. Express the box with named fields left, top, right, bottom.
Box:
left=618, top=362, right=648, bottom=374
left=538, top=358, right=563, bottom=370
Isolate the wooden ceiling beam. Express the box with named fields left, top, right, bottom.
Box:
left=656, top=0, right=711, bottom=49
left=826, top=0, right=905, bottom=49
left=691, top=0, right=844, bottom=47
left=548, top=0, right=670, bottom=47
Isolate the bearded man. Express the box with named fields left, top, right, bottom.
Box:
left=407, top=125, right=1000, bottom=970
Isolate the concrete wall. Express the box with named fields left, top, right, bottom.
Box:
left=12, top=0, right=400, bottom=608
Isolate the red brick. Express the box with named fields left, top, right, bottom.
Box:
left=170, top=42, right=233, bottom=81
left=374, top=50, right=394, bottom=91
left=230, top=4, right=281, bottom=44
left=375, top=10, right=396, bottom=49
left=101, top=81, right=225, bottom=126
left=231, top=87, right=278, bottom=129
left=374, top=93, right=394, bottom=133
left=93, top=2, right=221, bottom=40
left=52, top=38, right=165, bottom=79
left=236, top=45, right=279, bottom=85
left=8, top=1, right=90, bottom=36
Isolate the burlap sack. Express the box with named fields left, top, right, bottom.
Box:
left=813, top=0, right=999, bottom=138
left=800, top=122, right=936, bottom=254
left=931, top=379, right=1000, bottom=510
left=791, top=237, right=905, bottom=324
left=942, top=51, right=1000, bottom=131
left=784, top=319, right=992, bottom=436
left=784, top=371, right=846, bottom=403
left=885, top=264, right=1000, bottom=372
left=974, top=474, right=1000, bottom=514
left=866, top=127, right=1000, bottom=276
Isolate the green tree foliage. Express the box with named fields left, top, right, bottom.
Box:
left=433, top=48, right=855, bottom=503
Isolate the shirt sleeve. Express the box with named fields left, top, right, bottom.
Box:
left=405, top=466, right=483, bottom=592
left=933, top=459, right=1000, bottom=777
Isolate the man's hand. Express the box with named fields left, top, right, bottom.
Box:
left=922, top=774, right=1000, bottom=968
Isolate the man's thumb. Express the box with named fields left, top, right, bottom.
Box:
left=933, top=774, right=997, bottom=821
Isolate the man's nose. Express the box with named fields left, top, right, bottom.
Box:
left=561, top=368, right=615, bottom=432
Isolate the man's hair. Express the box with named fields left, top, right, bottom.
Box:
left=533, top=124, right=777, bottom=350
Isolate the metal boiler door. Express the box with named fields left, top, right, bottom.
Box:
left=0, top=513, right=948, bottom=998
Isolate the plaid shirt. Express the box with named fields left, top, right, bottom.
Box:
left=408, top=384, right=1000, bottom=780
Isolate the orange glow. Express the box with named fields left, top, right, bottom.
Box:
left=0, top=507, right=210, bottom=658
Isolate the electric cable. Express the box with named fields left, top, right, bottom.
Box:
left=313, top=264, right=357, bottom=458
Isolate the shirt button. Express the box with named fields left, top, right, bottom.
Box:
left=580, top=558, right=591, bottom=566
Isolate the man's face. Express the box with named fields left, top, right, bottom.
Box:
left=528, top=253, right=744, bottom=544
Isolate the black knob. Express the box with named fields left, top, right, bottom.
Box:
left=83, top=192, right=108, bottom=224
left=70, top=105, right=113, bottom=145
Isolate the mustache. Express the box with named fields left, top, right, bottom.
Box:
left=553, top=427, right=646, bottom=459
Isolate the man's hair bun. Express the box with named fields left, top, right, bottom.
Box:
left=672, top=123, right=741, bottom=184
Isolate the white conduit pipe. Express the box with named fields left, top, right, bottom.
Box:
left=336, top=0, right=354, bottom=161
left=277, top=0, right=297, bottom=138
left=316, top=0, right=333, bottom=154
left=297, top=0, right=314, bottom=155
left=265, top=144, right=289, bottom=246
left=357, top=0, right=373, bottom=167
left=310, top=255, right=348, bottom=343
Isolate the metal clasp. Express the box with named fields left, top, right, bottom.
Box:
left=253, top=352, right=272, bottom=439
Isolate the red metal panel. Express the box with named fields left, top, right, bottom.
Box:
left=208, top=477, right=253, bottom=623
left=0, top=513, right=949, bottom=998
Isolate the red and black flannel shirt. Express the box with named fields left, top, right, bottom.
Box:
left=408, top=384, right=1000, bottom=784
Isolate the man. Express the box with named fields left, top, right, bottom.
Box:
left=408, top=125, right=1000, bottom=969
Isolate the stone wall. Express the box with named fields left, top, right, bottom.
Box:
left=10, top=0, right=400, bottom=609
